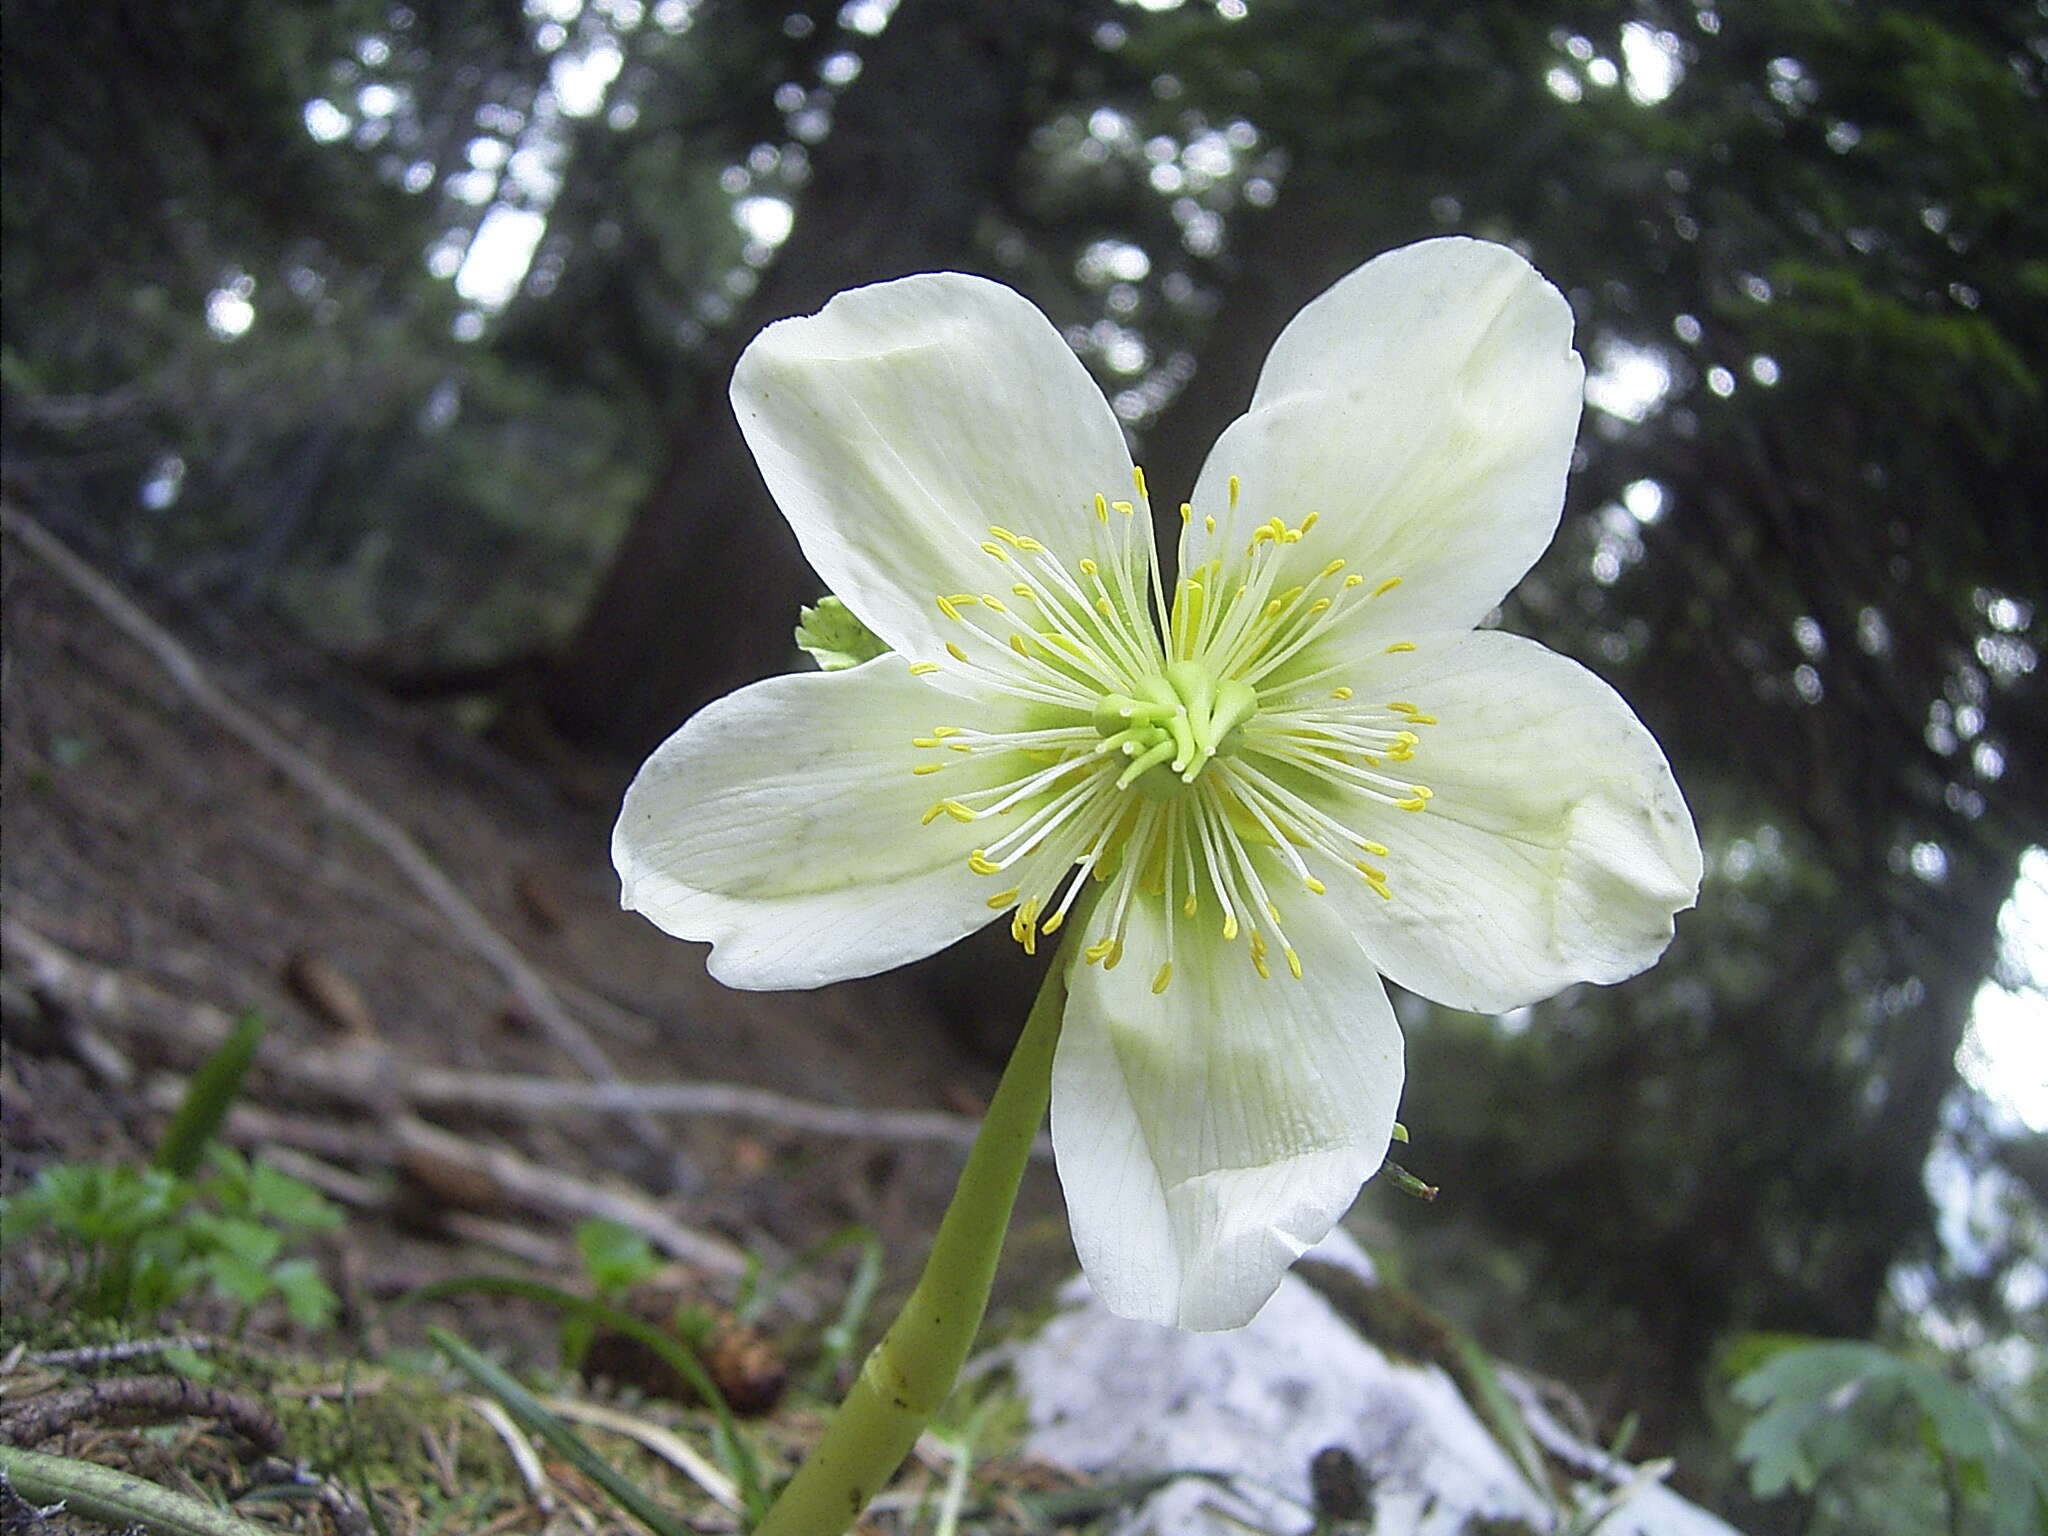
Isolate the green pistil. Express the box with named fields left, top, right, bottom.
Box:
left=1091, top=661, right=1259, bottom=795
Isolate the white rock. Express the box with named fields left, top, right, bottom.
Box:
left=1010, top=1230, right=1748, bottom=1536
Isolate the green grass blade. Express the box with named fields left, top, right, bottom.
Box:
left=153, top=1010, right=266, bottom=1176
left=427, top=1326, right=690, bottom=1536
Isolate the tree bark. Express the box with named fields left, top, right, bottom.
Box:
left=543, top=0, right=1076, bottom=754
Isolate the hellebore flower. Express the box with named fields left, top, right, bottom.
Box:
left=614, top=237, right=1702, bottom=1331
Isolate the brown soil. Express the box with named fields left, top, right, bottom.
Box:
left=0, top=518, right=1072, bottom=1355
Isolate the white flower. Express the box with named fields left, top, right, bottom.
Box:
left=614, top=238, right=1703, bottom=1331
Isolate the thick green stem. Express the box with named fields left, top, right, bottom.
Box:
left=0, top=1445, right=278, bottom=1536
left=752, top=961, right=1066, bottom=1536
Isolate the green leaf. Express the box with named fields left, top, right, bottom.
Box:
left=574, top=1217, right=660, bottom=1296
left=1729, top=1336, right=2048, bottom=1532
left=244, top=1161, right=345, bottom=1231
left=268, top=1257, right=339, bottom=1329
left=794, top=595, right=889, bottom=671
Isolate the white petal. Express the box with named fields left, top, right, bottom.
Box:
left=1321, top=631, right=1702, bottom=1013
left=613, top=659, right=1020, bottom=989
left=1186, top=237, right=1582, bottom=639
left=1052, top=891, right=1404, bottom=1331
left=732, top=274, right=1140, bottom=670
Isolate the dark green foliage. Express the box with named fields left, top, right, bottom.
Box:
left=1729, top=1336, right=2048, bottom=1535
left=0, top=1146, right=342, bottom=1328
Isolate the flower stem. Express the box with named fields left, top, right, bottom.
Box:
left=752, top=961, right=1066, bottom=1536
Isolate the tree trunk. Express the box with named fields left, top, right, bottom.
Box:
left=542, top=0, right=1072, bottom=755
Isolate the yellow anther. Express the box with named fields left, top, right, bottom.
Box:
left=1321, top=560, right=1347, bottom=579
left=1084, top=936, right=1117, bottom=964
left=1133, top=465, right=1149, bottom=499
left=988, top=525, right=1022, bottom=546
left=1096, top=598, right=1114, bottom=618
left=1252, top=952, right=1271, bottom=980
left=1102, top=938, right=1124, bottom=970
left=1356, top=861, right=1387, bottom=882
left=1264, top=599, right=1285, bottom=619
left=1012, top=582, right=1035, bottom=598
left=1385, top=641, right=1417, bottom=654
left=1366, top=876, right=1393, bottom=900
left=1331, top=686, right=1354, bottom=700
left=1410, top=784, right=1433, bottom=799
left=1041, top=910, right=1066, bottom=935
left=1371, top=576, right=1402, bottom=598
left=1360, top=840, right=1390, bottom=857
left=922, top=804, right=944, bottom=825
left=1151, top=962, right=1172, bottom=995
left=1281, top=527, right=1302, bottom=543
left=947, top=742, right=973, bottom=753
left=986, top=888, right=1019, bottom=909
left=981, top=594, right=1008, bottom=613
left=1343, top=574, right=1365, bottom=588
left=1388, top=701, right=1419, bottom=715
left=968, top=851, right=1001, bottom=875
left=1395, top=730, right=1420, bottom=746
left=909, top=661, right=941, bottom=675
left=913, top=763, right=944, bottom=776
left=1112, top=500, right=1135, bottom=516
left=1009, top=634, right=1030, bottom=656
left=1016, top=535, right=1046, bottom=552
left=1228, top=474, right=1241, bottom=509
left=1300, top=512, right=1319, bottom=532
left=913, top=737, right=940, bottom=748
left=1179, top=502, right=1192, bottom=524
left=1205, top=514, right=1217, bottom=534
left=1406, top=713, right=1439, bottom=726
left=1094, top=493, right=1110, bottom=523
left=933, top=726, right=962, bottom=737
left=1396, top=796, right=1429, bottom=812
left=946, top=642, right=969, bottom=662
left=1304, top=876, right=1327, bottom=895
left=980, top=541, right=1009, bottom=560
left=1284, top=947, right=1303, bottom=980
left=936, top=597, right=960, bottom=621
left=1182, top=892, right=1198, bottom=917
left=1221, top=911, right=1239, bottom=941
left=1308, top=598, right=1331, bottom=614
left=1265, top=902, right=1282, bottom=923
left=1079, top=558, right=1098, bottom=575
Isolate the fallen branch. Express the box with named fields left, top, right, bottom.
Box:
left=3, top=915, right=1030, bottom=1157
left=0, top=505, right=677, bottom=1177
left=0, top=1376, right=282, bottom=1455
left=401, top=1067, right=1043, bottom=1158
left=139, top=1088, right=753, bottom=1285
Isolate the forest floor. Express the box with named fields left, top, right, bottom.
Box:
left=0, top=511, right=1087, bottom=1534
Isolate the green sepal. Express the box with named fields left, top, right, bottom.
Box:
left=795, top=595, right=889, bottom=670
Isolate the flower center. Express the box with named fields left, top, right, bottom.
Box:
left=902, top=469, right=1435, bottom=990
left=1092, top=661, right=1259, bottom=795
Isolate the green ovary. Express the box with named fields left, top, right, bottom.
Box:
left=1090, top=659, right=1260, bottom=797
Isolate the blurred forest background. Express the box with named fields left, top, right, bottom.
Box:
left=4, top=0, right=2046, bottom=1529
